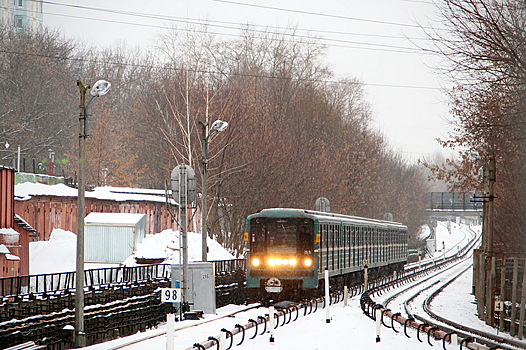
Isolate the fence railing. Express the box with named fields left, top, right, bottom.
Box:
left=0, top=259, right=245, bottom=298
left=473, top=250, right=526, bottom=339
left=428, top=192, right=483, bottom=211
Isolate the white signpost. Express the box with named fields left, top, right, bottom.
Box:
left=161, top=287, right=182, bottom=350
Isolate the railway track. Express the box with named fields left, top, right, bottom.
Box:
left=5, top=225, right=517, bottom=349
left=361, top=227, right=526, bottom=350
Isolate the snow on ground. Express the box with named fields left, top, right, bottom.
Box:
left=82, top=296, right=439, bottom=350
left=28, top=213, right=507, bottom=350
left=30, top=228, right=234, bottom=275
left=79, top=222, right=494, bottom=350
left=122, top=229, right=235, bottom=266
left=30, top=229, right=77, bottom=274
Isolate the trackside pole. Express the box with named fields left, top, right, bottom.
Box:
left=166, top=313, right=175, bottom=350
left=344, top=286, right=348, bottom=307
left=219, top=331, right=227, bottom=349
left=269, top=306, right=275, bottom=344
left=325, top=269, right=331, bottom=323
left=375, top=308, right=381, bottom=342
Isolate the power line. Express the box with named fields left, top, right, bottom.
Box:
left=0, top=48, right=440, bottom=91
left=210, top=0, right=436, bottom=30
left=40, top=0, right=427, bottom=42
left=37, top=1, right=430, bottom=54
left=38, top=11, right=428, bottom=55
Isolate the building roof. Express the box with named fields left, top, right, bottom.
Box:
left=0, top=244, right=10, bottom=254
left=15, top=182, right=177, bottom=205
left=85, top=212, right=146, bottom=225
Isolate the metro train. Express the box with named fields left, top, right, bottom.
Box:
left=244, top=208, right=408, bottom=299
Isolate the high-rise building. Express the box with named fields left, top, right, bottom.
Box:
left=0, top=0, right=43, bottom=31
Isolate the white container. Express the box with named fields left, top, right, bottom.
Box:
left=84, top=213, right=146, bottom=263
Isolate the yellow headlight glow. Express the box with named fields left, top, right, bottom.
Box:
left=303, top=258, right=313, bottom=267
left=251, top=257, right=261, bottom=267
left=266, top=257, right=300, bottom=267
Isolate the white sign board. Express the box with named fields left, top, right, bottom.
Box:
left=495, top=300, right=504, bottom=312
left=161, top=288, right=182, bottom=303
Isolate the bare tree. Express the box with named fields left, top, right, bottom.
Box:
left=0, top=26, right=78, bottom=171
left=427, top=0, right=526, bottom=253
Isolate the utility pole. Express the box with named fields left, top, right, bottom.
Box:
left=482, top=154, right=496, bottom=326
left=171, top=164, right=196, bottom=312
left=75, top=80, right=89, bottom=348
left=200, top=122, right=209, bottom=262
left=74, top=80, right=111, bottom=348
left=482, top=154, right=496, bottom=254
left=199, top=120, right=228, bottom=262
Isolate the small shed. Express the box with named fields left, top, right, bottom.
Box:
left=84, top=213, right=146, bottom=263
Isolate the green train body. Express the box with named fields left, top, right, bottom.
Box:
left=245, top=208, right=408, bottom=295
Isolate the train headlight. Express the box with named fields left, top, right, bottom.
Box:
left=251, top=257, right=261, bottom=267
left=266, top=257, right=300, bottom=267
left=303, top=257, right=313, bottom=267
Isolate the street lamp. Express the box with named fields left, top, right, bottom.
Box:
left=75, top=79, right=111, bottom=347
left=199, top=119, right=228, bottom=262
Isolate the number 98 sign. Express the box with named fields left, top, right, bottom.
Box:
left=161, top=288, right=182, bottom=303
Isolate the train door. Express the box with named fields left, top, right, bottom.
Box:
left=352, top=226, right=357, bottom=267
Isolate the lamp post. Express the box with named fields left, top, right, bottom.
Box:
left=75, top=79, right=111, bottom=347
left=199, top=120, right=228, bottom=262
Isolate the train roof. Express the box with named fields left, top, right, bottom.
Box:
left=248, top=208, right=407, bottom=229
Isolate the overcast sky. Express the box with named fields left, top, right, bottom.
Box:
left=43, top=0, right=453, bottom=162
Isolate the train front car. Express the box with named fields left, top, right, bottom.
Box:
left=245, top=209, right=319, bottom=299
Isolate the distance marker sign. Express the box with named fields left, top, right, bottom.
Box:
left=160, top=288, right=182, bottom=303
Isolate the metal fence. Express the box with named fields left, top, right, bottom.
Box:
left=0, top=259, right=245, bottom=298
left=473, top=250, right=526, bottom=338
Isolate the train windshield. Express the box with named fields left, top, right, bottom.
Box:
left=249, top=217, right=314, bottom=254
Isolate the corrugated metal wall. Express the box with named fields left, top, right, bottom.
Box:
left=85, top=225, right=136, bottom=263
left=0, top=167, right=14, bottom=229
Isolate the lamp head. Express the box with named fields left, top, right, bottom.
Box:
left=210, top=120, right=228, bottom=133
left=90, top=80, right=111, bottom=97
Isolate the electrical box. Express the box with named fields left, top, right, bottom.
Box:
left=171, top=263, right=216, bottom=314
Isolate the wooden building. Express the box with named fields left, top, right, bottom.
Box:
left=1, top=169, right=195, bottom=278
left=0, top=167, right=22, bottom=277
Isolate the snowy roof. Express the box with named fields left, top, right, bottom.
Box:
left=0, top=228, right=20, bottom=245
left=14, top=182, right=177, bottom=205
left=5, top=254, right=20, bottom=261
left=0, top=244, right=10, bottom=254
left=0, top=228, right=19, bottom=236
left=85, top=213, right=146, bottom=225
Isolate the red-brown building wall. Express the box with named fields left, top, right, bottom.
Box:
left=0, top=167, right=15, bottom=228
left=14, top=196, right=180, bottom=241
left=0, top=167, right=21, bottom=277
